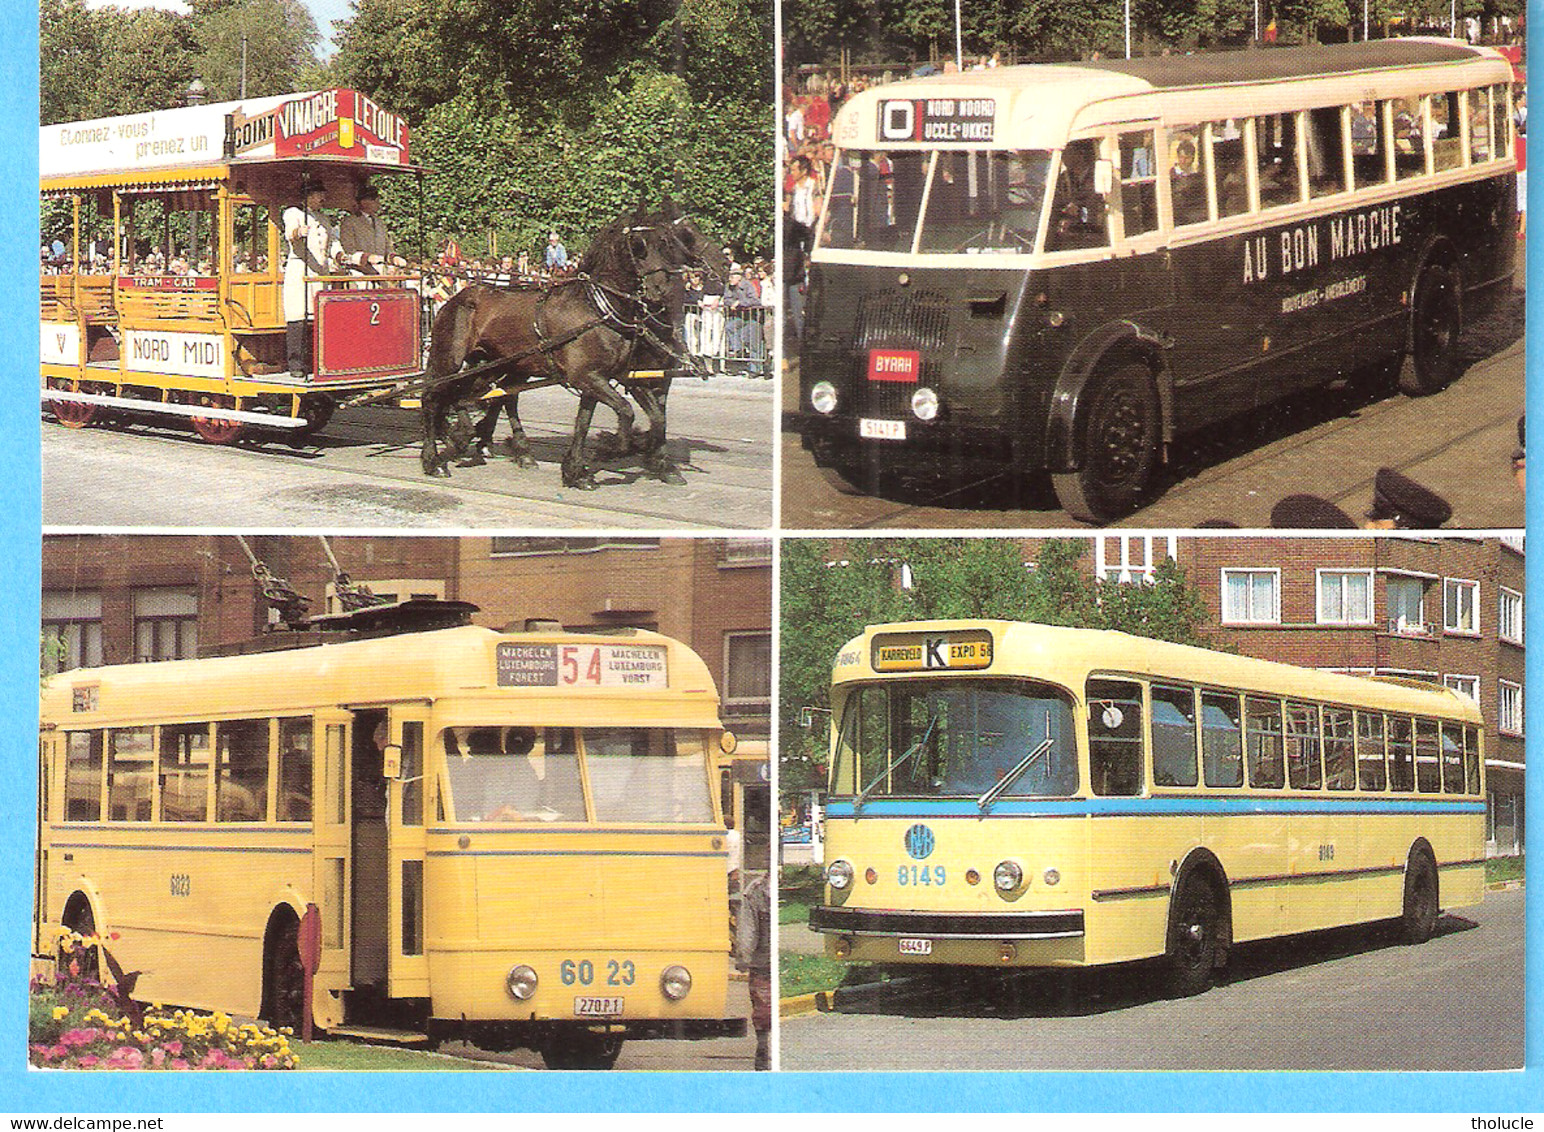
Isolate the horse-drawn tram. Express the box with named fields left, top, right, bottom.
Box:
left=41, top=89, right=422, bottom=442
left=797, top=39, right=1518, bottom=521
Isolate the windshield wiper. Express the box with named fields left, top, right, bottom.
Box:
left=854, top=712, right=939, bottom=814
left=977, top=736, right=1055, bottom=813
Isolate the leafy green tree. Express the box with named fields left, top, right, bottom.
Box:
left=188, top=0, right=323, bottom=101
left=40, top=0, right=102, bottom=124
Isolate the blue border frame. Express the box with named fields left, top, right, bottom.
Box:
left=4, top=0, right=1539, bottom=1110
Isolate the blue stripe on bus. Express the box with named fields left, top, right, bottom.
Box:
left=824, top=797, right=1486, bottom=818
left=425, top=849, right=727, bottom=859
left=425, top=827, right=724, bottom=836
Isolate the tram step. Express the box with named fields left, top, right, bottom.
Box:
left=328, top=1025, right=432, bottom=1046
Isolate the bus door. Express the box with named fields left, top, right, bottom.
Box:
left=383, top=709, right=430, bottom=998
left=311, top=712, right=352, bottom=1018
left=348, top=709, right=389, bottom=990
left=35, top=732, right=60, bottom=955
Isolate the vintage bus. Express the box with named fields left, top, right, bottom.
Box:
left=796, top=40, right=1518, bottom=520
left=810, top=620, right=1486, bottom=993
left=41, top=89, right=422, bottom=443
left=35, top=612, right=746, bottom=1068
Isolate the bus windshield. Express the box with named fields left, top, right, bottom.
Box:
left=831, top=678, right=1077, bottom=798
left=821, top=149, right=1053, bottom=255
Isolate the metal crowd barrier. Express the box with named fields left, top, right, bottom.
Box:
left=683, top=301, right=773, bottom=376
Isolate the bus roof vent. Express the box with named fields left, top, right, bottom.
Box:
left=524, top=618, right=564, bottom=633
left=300, top=598, right=480, bottom=636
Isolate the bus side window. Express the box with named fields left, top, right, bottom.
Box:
left=1469, top=88, right=1494, bottom=164
left=1285, top=702, right=1322, bottom=790
left=1200, top=691, right=1243, bottom=788
left=858, top=686, right=890, bottom=794
left=1355, top=711, right=1387, bottom=791
left=1087, top=678, right=1142, bottom=796
left=277, top=717, right=312, bottom=822
left=216, top=718, right=270, bottom=822
left=1392, top=96, right=1425, bottom=179
left=1306, top=106, right=1349, bottom=199
left=107, top=726, right=155, bottom=821
left=1322, top=707, right=1355, bottom=790
left=1439, top=722, right=1466, bottom=793
left=1464, top=725, right=1481, bottom=794
left=1413, top=717, right=1441, bottom=793
left=1492, top=84, right=1512, bottom=160
left=1245, top=697, right=1284, bottom=789
left=1432, top=92, right=1464, bottom=171
left=1255, top=113, right=1300, bottom=210
left=831, top=695, right=860, bottom=795
left=1211, top=120, right=1249, bottom=217
left=1119, top=129, right=1159, bottom=237
left=1168, top=126, right=1207, bottom=227
left=1047, top=138, right=1109, bottom=251
left=1150, top=684, right=1198, bottom=787
left=1387, top=715, right=1415, bottom=791
left=1349, top=100, right=1388, bottom=188
left=65, top=731, right=104, bottom=822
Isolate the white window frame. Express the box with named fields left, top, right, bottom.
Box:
left=1442, top=674, right=1480, bottom=708
left=1498, top=586, right=1523, bottom=646
left=1316, top=568, right=1374, bottom=625
left=1498, top=679, right=1523, bottom=736
left=1095, top=535, right=1177, bottom=583
left=1220, top=568, right=1280, bottom=625
left=1444, top=577, right=1480, bottom=636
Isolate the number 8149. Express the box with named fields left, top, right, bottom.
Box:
left=897, top=865, right=945, bottom=886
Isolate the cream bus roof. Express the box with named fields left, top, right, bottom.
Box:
left=41, top=625, right=723, bottom=729
left=831, top=38, right=1512, bottom=151
left=833, top=619, right=1481, bottom=722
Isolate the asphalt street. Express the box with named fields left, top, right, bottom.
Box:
left=779, top=886, right=1524, bottom=1071
left=43, top=373, right=775, bottom=529
left=780, top=265, right=1526, bottom=530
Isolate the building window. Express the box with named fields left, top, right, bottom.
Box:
left=720, top=539, right=772, bottom=566
left=1316, top=570, right=1373, bottom=625
left=490, top=537, right=660, bottom=556
left=1386, top=576, right=1430, bottom=636
left=1498, top=680, right=1523, bottom=736
left=1499, top=587, right=1523, bottom=645
left=723, top=631, right=771, bottom=713
left=1220, top=569, right=1279, bottom=624
left=133, top=588, right=198, bottom=662
left=1444, top=578, right=1480, bottom=636
left=1095, top=536, right=1176, bottom=583
left=43, top=591, right=103, bottom=675
left=1443, top=674, right=1480, bottom=707
left=327, top=578, right=443, bottom=613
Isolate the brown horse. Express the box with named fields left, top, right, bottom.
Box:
left=419, top=203, right=725, bottom=487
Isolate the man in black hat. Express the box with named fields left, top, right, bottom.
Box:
left=339, top=184, right=406, bottom=275
left=1365, top=468, right=1453, bottom=529
left=283, top=177, right=343, bottom=377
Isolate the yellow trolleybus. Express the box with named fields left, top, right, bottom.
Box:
left=810, top=620, right=1486, bottom=994
left=41, top=89, right=422, bottom=442
left=36, top=612, right=746, bottom=1068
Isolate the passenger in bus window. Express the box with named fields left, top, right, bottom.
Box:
left=1048, top=139, right=1107, bottom=250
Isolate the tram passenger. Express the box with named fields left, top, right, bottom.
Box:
left=283, top=177, right=343, bottom=378
left=339, top=184, right=406, bottom=276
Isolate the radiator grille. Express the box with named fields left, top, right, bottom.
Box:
left=855, top=289, right=950, bottom=352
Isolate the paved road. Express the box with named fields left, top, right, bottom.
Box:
left=43, top=374, right=775, bottom=529
left=781, top=272, right=1525, bottom=530
left=779, top=887, right=1524, bottom=1071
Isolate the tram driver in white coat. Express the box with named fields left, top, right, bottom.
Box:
left=284, top=176, right=343, bottom=378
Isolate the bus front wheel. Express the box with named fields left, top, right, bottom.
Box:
left=1400, top=852, right=1439, bottom=945
left=1165, top=875, right=1221, bottom=997
left=541, top=1029, right=623, bottom=1070
left=1052, top=361, right=1160, bottom=523
left=1398, top=264, right=1461, bottom=396
left=262, top=914, right=306, bottom=1033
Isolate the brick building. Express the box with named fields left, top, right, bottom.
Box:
left=1085, top=534, right=1525, bottom=856
left=41, top=535, right=772, bottom=742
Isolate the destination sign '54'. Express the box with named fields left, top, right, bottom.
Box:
left=496, top=642, right=668, bottom=688
left=872, top=629, right=994, bottom=672
left=878, top=98, right=996, bottom=144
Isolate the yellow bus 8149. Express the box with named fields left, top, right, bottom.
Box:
left=36, top=620, right=746, bottom=1069
left=810, top=620, right=1485, bottom=995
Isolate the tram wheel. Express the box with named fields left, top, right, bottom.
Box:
left=540, top=1029, right=623, bottom=1070
left=1399, top=850, right=1439, bottom=945
left=1164, top=874, right=1221, bottom=997
left=263, top=914, right=306, bottom=1032
left=190, top=394, right=246, bottom=444
left=1051, top=359, right=1160, bottom=523
left=296, top=394, right=336, bottom=436
left=48, top=380, right=99, bottom=428
left=1398, top=264, right=1462, bottom=395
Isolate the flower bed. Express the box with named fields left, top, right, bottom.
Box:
left=29, top=931, right=298, bottom=1070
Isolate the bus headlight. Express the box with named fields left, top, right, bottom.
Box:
left=810, top=382, right=838, bottom=414
left=826, top=859, right=854, bottom=890
left=911, top=387, right=939, bottom=421
left=660, top=965, right=692, bottom=1001
left=505, top=964, right=539, bottom=1000
left=993, top=860, right=1023, bottom=893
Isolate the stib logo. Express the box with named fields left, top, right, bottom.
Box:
left=904, top=823, right=935, bottom=860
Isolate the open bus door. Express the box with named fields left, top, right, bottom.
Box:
left=310, top=712, right=352, bottom=1030
left=384, top=710, right=430, bottom=999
